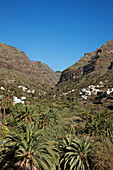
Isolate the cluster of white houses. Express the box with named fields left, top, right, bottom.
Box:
left=12, top=96, right=26, bottom=105
left=53, top=81, right=113, bottom=100
left=18, top=85, right=35, bottom=93
left=0, top=85, right=35, bottom=94
left=1, top=80, right=113, bottom=103
left=80, top=81, right=113, bottom=99
left=53, top=89, right=76, bottom=98
left=60, top=89, right=75, bottom=97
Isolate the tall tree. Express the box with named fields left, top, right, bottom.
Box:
left=0, top=90, right=12, bottom=120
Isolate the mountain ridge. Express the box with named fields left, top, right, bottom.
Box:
left=57, top=40, right=113, bottom=90
left=0, top=40, right=113, bottom=93
left=0, top=42, right=61, bottom=91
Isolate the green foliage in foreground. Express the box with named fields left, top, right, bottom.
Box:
left=59, top=136, right=95, bottom=170
left=0, top=122, right=59, bottom=170
left=0, top=96, right=113, bottom=170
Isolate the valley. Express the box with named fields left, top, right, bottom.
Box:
left=0, top=40, right=113, bottom=170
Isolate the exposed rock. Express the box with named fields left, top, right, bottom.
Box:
left=58, top=40, right=113, bottom=89
left=0, top=42, right=60, bottom=90
left=108, top=62, right=113, bottom=70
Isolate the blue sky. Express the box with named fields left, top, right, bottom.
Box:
left=0, top=0, right=113, bottom=71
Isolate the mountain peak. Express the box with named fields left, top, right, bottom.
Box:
left=58, top=40, right=113, bottom=88
left=0, top=42, right=60, bottom=90
left=99, top=40, right=113, bottom=53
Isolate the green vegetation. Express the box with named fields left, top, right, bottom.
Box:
left=0, top=122, right=58, bottom=169
left=59, top=136, right=95, bottom=170
left=0, top=93, right=113, bottom=170
left=0, top=40, right=113, bottom=169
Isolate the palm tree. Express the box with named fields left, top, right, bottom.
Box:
left=10, top=104, right=38, bottom=125
left=0, top=122, right=59, bottom=170
left=59, top=136, right=95, bottom=170
left=38, top=108, right=58, bottom=129
left=0, top=90, right=12, bottom=120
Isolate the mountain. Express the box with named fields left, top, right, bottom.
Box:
left=58, top=40, right=113, bottom=90
left=0, top=42, right=60, bottom=91
left=0, top=40, right=112, bottom=94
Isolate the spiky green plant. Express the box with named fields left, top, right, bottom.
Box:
left=0, top=122, right=59, bottom=170
left=9, top=104, right=38, bottom=125
left=59, top=136, right=95, bottom=170
left=38, top=108, right=58, bottom=129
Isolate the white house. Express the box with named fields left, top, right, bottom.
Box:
left=92, top=89, right=100, bottom=95
left=21, top=97, right=26, bottom=100
left=0, top=87, right=5, bottom=90
left=81, top=95, right=87, bottom=99
left=53, top=95, right=56, bottom=98
left=32, top=90, right=35, bottom=93
left=13, top=96, right=25, bottom=104
left=27, top=90, right=32, bottom=93
left=96, top=85, right=100, bottom=88
left=86, top=91, right=91, bottom=96
left=18, top=86, right=27, bottom=91
left=107, top=89, right=111, bottom=95
left=82, top=88, right=86, bottom=92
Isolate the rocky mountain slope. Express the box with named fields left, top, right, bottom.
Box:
left=58, top=40, right=113, bottom=90
left=0, top=42, right=60, bottom=91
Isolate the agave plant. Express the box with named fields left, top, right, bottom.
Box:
left=0, top=122, right=59, bottom=170
left=59, top=135, right=95, bottom=170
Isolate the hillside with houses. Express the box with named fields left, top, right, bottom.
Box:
left=0, top=40, right=113, bottom=170
left=58, top=40, right=113, bottom=91
left=0, top=42, right=61, bottom=92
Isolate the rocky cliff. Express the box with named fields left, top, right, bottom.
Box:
left=58, top=40, right=113, bottom=89
left=0, top=43, right=60, bottom=90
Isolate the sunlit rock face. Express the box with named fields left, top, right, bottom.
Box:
left=0, top=42, right=60, bottom=90
left=58, top=40, right=113, bottom=88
